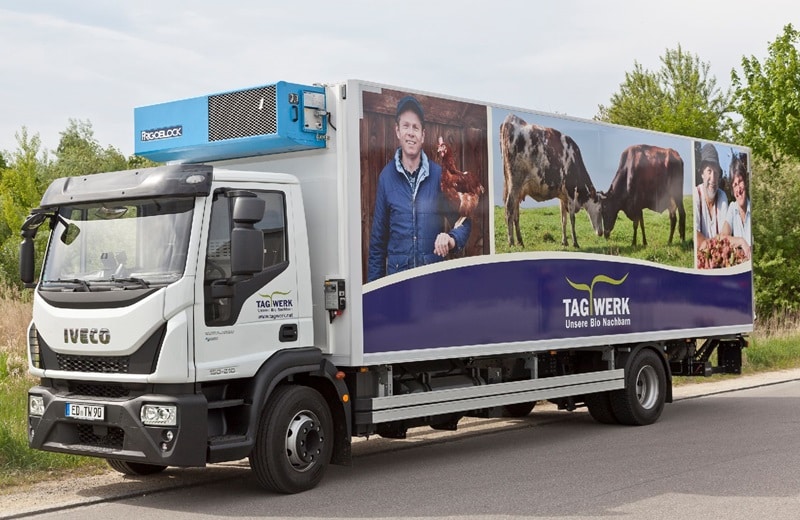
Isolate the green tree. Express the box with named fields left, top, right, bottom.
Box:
left=731, top=24, right=800, bottom=162
left=46, top=119, right=129, bottom=183
left=597, top=45, right=731, bottom=140
left=0, top=120, right=157, bottom=287
left=750, top=155, right=800, bottom=315
left=0, top=129, right=50, bottom=285
left=0, top=129, right=48, bottom=236
left=730, top=24, right=800, bottom=316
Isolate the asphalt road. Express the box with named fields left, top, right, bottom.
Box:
left=5, top=369, right=800, bottom=520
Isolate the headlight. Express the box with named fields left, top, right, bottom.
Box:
left=29, top=323, right=41, bottom=369
left=29, top=395, right=45, bottom=416
left=140, top=404, right=177, bottom=426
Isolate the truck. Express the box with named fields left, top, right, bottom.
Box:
left=21, top=80, right=753, bottom=493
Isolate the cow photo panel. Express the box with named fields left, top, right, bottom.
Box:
left=490, top=106, right=696, bottom=268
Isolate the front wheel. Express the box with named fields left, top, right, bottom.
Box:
left=610, top=348, right=667, bottom=426
left=249, top=385, right=333, bottom=494
left=107, top=459, right=167, bottom=476
left=500, top=401, right=536, bottom=418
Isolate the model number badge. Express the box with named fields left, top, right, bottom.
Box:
left=210, top=367, right=236, bottom=376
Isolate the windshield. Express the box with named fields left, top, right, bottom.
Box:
left=41, top=197, right=195, bottom=290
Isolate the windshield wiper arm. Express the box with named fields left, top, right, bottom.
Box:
left=110, top=276, right=150, bottom=289
left=53, top=278, right=91, bottom=292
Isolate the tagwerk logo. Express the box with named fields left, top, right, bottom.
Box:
left=562, top=273, right=631, bottom=330
left=256, top=290, right=295, bottom=320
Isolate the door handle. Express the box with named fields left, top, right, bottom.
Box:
left=279, top=324, right=298, bottom=342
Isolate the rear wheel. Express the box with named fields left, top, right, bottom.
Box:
left=610, top=349, right=666, bottom=426
left=107, top=459, right=167, bottom=476
left=584, top=392, right=618, bottom=424
left=249, top=385, right=333, bottom=494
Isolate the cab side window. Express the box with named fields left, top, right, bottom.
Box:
left=205, top=195, right=232, bottom=280
left=204, top=190, right=288, bottom=325
left=257, top=192, right=286, bottom=269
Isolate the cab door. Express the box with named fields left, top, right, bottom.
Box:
left=194, top=186, right=301, bottom=380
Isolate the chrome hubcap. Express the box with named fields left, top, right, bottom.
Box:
left=285, top=410, right=323, bottom=472
left=636, top=365, right=659, bottom=409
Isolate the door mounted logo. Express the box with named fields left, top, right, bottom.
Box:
left=256, top=290, right=295, bottom=320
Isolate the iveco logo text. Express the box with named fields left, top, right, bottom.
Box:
left=64, top=328, right=111, bottom=345
left=140, top=125, right=183, bottom=142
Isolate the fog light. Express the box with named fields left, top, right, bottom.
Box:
left=29, top=395, right=45, bottom=416
left=163, top=430, right=174, bottom=442
left=140, top=404, right=177, bottom=426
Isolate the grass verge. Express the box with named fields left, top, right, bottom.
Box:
left=0, top=373, right=107, bottom=490
left=0, top=289, right=107, bottom=490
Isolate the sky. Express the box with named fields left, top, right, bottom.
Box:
left=0, top=1, right=796, bottom=158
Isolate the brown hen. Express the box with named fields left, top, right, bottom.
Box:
left=437, top=136, right=484, bottom=229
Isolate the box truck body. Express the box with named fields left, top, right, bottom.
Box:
left=22, top=80, right=752, bottom=493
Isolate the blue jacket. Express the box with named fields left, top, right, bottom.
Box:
left=367, top=149, right=472, bottom=282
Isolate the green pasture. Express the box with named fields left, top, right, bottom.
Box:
left=493, top=195, right=695, bottom=267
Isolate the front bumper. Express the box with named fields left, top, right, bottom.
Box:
left=28, top=384, right=208, bottom=467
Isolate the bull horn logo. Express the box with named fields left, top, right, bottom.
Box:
left=566, top=274, right=629, bottom=315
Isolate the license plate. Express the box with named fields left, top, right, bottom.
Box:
left=65, top=402, right=105, bottom=421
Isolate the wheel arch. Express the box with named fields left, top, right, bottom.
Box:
left=246, top=348, right=351, bottom=466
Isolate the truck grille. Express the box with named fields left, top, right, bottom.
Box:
left=57, top=354, right=130, bottom=374
left=77, top=424, right=124, bottom=450
left=68, top=383, right=130, bottom=399
left=208, top=85, right=278, bottom=141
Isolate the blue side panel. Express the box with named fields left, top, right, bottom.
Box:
left=134, top=96, right=209, bottom=161
left=362, top=258, right=753, bottom=354
left=134, top=81, right=327, bottom=163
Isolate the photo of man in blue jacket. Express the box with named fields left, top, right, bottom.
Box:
left=367, top=95, right=472, bottom=282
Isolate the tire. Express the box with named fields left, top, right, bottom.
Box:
left=610, top=348, right=667, bottom=426
left=584, top=392, right=619, bottom=424
left=249, top=385, right=333, bottom=494
left=107, top=459, right=167, bottom=476
left=501, top=401, right=536, bottom=418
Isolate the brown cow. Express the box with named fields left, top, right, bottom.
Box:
left=500, top=114, right=602, bottom=248
left=597, top=145, right=686, bottom=246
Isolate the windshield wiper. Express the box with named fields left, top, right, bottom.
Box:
left=51, top=278, right=91, bottom=292
left=109, top=276, right=150, bottom=289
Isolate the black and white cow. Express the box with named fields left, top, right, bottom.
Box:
left=500, top=114, right=602, bottom=248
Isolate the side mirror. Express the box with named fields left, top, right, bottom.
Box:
left=19, top=212, right=48, bottom=287
left=21, top=212, right=48, bottom=233
left=230, top=195, right=265, bottom=277
left=61, top=222, right=81, bottom=245
left=20, top=231, right=36, bottom=286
